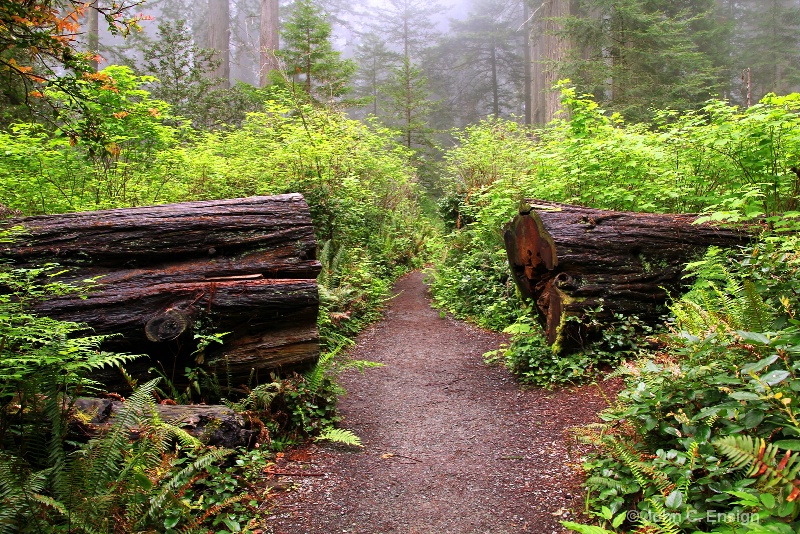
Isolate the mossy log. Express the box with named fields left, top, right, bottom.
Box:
left=504, top=200, right=750, bottom=352
left=1, top=194, right=321, bottom=391
left=71, top=398, right=257, bottom=448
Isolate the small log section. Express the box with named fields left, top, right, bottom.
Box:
left=0, top=194, right=321, bottom=390
left=71, top=398, right=257, bottom=448
left=504, top=200, right=749, bottom=352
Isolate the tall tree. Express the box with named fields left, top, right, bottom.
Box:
left=277, top=0, right=356, bottom=104
left=557, top=0, right=730, bottom=122
left=352, top=33, right=398, bottom=116
left=208, top=0, right=231, bottom=88
left=259, top=0, right=280, bottom=86
left=382, top=57, right=437, bottom=149
left=369, top=0, right=443, bottom=145
left=87, top=2, right=99, bottom=71
left=374, top=0, right=443, bottom=62
left=529, top=0, right=574, bottom=124
left=430, top=0, right=524, bottom=125
left=141, top=20, right=220, bottom=121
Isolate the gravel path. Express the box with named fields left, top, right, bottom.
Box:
left=262, top=271, right=615, bottom=534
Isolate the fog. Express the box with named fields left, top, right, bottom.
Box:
left=88, top=0, right=800, bottom=129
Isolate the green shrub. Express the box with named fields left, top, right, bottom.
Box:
left=569, top=238, right=800, bottom=533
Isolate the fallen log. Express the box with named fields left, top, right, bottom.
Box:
left=1, top=194, right=321, bottom=391
left=504, top=200, right=750, bottom=352
left=71, top=398, right=257, bottom=448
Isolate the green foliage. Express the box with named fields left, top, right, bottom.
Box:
left=498, top=311, right=657, bottom=387
left=571, top=239, right=800, bottom=532
left=381, top=58, right=438, bottom=149
left=140, top=19, right=220, bottom=122
left=315, top=427, right=363, bottom=447
left=276, top=0, right=357, bottom=106
left=558, top=0, right=729, bottom=123
left=432, top=87, right=800, bottom=336
left=0, top=65, right=186, bottom=214
left=0, top=258, right=139, bottom=460
left=0, top=1, right=146, bottom=131
left=429, top=242, right=521, bottom=331
left=0, top=254, right=264, bottom=532
left=138, top=19, right=268, bottom=129
left=715, top=435, right=800, bottom=501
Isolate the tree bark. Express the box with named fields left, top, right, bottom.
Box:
left=208, top=0, right=231, bottom=89
left=504, top=200, right=750, bottom=351
left=259, top=0, right=280, bottom=86
left=1, top=194, right=321, bottom=391
left=529, top=0, right=574, bottom=124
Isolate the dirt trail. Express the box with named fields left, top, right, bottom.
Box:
left=263, top=271, right=613, bottom=534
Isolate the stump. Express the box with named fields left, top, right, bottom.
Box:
left=504, top=200, right=750, bottom=351
left=1, top=194, right=322, bottom=391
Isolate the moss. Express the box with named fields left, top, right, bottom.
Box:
left=550, top=291, right=579, bottom=354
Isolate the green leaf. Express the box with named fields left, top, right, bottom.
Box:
left=561, top=522, right=616, bottom=534
left=742, top=409, right=765, bottom=428
left=762, top=370, right=791, bottom=386
left=760, top=492, right=776, bottom=509
left=730, top=392, right=761, bottom=401
left=737, top=331, right=771, bottom=345
left=774, top=440, right=800, bottom=450
left=726, top=490, right=760, bottom=506
left=665, top=489, right=683, bottom=509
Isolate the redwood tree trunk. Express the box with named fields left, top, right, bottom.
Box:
left=208, top=0, right=231, bottom=88
left=504, top=200, right=749, bottom=351
left=259, top=0, right=280, bottom=86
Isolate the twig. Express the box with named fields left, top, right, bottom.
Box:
left=270, top=470, right=326, bottom=477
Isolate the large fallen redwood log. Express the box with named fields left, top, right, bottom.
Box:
left=504, top=200, right=750, bottom=352
left=0, top=194, right=321, bottom=390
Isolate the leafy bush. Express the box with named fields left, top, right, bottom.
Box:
left=495, top=312, right=658, bottom=388
left=567, top=236, right=800, bottom=533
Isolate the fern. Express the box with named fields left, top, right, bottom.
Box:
left=0, top=455, right=51, bottom=534
left=142, top=447, right=233, bottom=525
left=315, top=427, right=363, bottom=447
left=715, top=435, right=800, bottom=501
left=226, top=380, right=282, bottom=412
left=304, top=349, right=338, bottom=395
left=610, top=438, right=675, bottom=495
left=641, top=497, right=683, bottom=534
left=561, top=522, right=616, bottom=534
left=674, top=248, right=774, bottom=339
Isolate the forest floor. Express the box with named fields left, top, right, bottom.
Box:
left=259, top=271, right=618, bottom=534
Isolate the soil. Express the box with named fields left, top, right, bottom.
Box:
left=260, top=271, right=618, bottom=534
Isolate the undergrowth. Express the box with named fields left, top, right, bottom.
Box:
left=565, top=236, right=800, bottom=533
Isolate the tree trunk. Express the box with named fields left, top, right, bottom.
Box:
left=1, top=194, right=321, bottom=391
left=529, top=0, right=574, bottom=124
left=504, top=200, right=750, bottom=351
left=208, top=0, right=231, bottom=89
left=259, top=0, right=280, bottom=86
left=522, top=0, right=532, bottom=125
